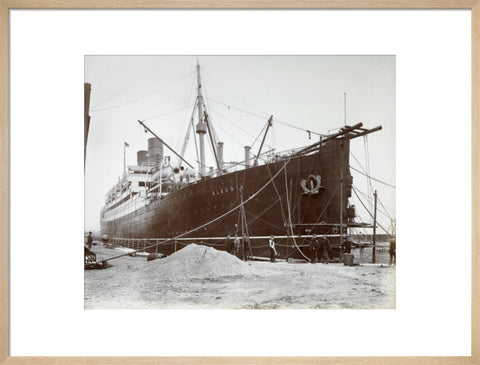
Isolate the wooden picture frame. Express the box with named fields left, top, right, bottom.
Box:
left=0, top=1, right=478, bottom=364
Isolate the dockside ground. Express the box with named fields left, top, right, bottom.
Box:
left=84, top=243, right=395, bottom=309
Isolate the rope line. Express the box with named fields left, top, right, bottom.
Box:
left=206, top=97, right=324, bottom=137
left=142, top=104, right=195, bottom=122
left=90, top=62, right=171, bottom=109
left=352, top=163, right=395, bottom=187
left=353, top=185, right=394, bottom=220
left=350, top=154, right=396, bottom=189
left=284, top=164, right=311, bottom=261
left=208, top=106, right=257, bottom=139
left=352, top=187, right=392, bottom=236
left=91, top=70, right=194, bottom=112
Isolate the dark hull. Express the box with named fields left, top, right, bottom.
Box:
left=101, top=138, right=352, bottom=259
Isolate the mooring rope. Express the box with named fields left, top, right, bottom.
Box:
left=284, top=166, right=311, bottom=261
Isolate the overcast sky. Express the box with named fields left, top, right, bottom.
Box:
left=85, top=55, right=395, bottom=234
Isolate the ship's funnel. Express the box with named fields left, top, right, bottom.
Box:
left=244, top=146, right=251, bottom=168
left=148, top=138, right=163, bottom=165
left=217, top=142, right=224, bottom=174
left=137, top=150, right=148, bottom=166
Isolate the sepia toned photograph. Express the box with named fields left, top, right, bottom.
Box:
left=84, top=55, right=396, bottom=309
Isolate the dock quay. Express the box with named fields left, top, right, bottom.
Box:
left=100, top=235, right=393, bottom=266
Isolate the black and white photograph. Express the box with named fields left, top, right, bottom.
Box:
left=84, top=55, right=396, bottom=309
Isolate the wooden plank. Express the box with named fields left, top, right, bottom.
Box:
left=0, top=1, right=8, bottom=364
left=1, top=0, right=479, bottom=9
left=0, top=1, right=478, bottom=365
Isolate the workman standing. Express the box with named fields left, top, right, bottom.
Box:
left=310, top=234, right=318, bottom=263
left=225, top=234, right=233, bottom=255
left=87, top=231, right=93, bottom=251
left=389, top=238, right=396, bottom=265
left=234, top=234, right=241, bottom=257
left=320, top=236, right=330, bottom=263
left=243, top=235, right=251, bottom=261
left=343, top=238, right=352, bottom=254
left=269, top=235, right=277, bottom=263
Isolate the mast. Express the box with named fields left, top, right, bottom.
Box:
left=340, top=168, right=344, bottom=250
left=372, top=190, right=377, bottom=263
left=204, top=111, right=221, bottom=173
left=340, top=93, right=346, bottom=250
left=195, top=61, right=207, bottom=176
left=254, top=115, right=273, bottom=166
left=123, top=142, right=127, bottom=176
left=178, top=103, right=197, bottom=168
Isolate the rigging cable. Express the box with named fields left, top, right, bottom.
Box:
left=350, top=152, right=396, bottom=189
left=250, top=123, right=268, bottom=150
left=295, top=183, right=340, bottom=249
left=227, top=106, right=238, bottom=162
left=271, top=121, right=276, bottom=153
left=175, top=71, right=197, bottom=154
left=377, top=195, right=395, bottom=219
left=190, top=106, right=201, bottom=172
left=91, top=70, right=194, bottom=112
left=203, top=72, right=270, bottom=116
left=90, top=62, right=170, bottom=109
left=208, top=106, right=257, bottom=139
left=364, top=135, right=373, bottom=216
left=207, top=114, right=249, bottom=150
left=207, top=107, right=275, bottom=166
left=353, top=185, right=393, bottom=220
left=264, top=153, right=337, bottom=257
left=207, top=97, right=265, bottom=119
left=206, top=97, right=325, bottom=137
left=284, top=165, right=311, bottom=261
left=265, top=162, right=288, bottom=229
left=352, top=187, right=392, bottom=236
left=176, top=103, right=198, bottom=168
left=142, top=104, right=195, bottom=122
left=200, top=84, right=218, bottom=144
left=349, top=165, right=396, bottom=189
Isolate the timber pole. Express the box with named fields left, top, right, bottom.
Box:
left=123, top=143, right=126, bottom=176
left=84, top=82, right=91, bottom=171
left=372, top=190, right=377, bottom=264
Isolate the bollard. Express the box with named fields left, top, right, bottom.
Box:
left=343, top=253, right=354, bottom=266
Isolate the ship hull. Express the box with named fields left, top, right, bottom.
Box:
left=100, top=138, right=352, bottom=260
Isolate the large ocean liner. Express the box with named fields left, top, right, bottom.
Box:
left=98, top=62, right=382, bottom=260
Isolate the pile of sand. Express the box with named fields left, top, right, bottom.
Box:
left=142, top=244, right=256, bottom=280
